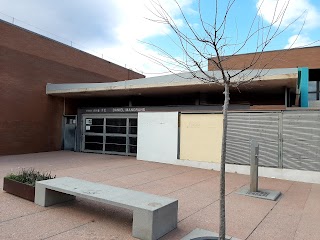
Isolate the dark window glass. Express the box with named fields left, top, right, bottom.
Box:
left=129, top=145, right=137, bottom=154
left=85, top=135, right=103, bottom=143
left=129, top=137, right=137, bottom=153
left=106, top=126, right=126, bottom=134
left=129, top=118, right=137, bottom=127
left=105, top=136, right=126, bottom=144
left=129, top=127, right=137, bottom=134
left=91, top=118, right=104, bottom=125
left=85, top=143, right=103, bottom=151
left=105, top=144, right=126, bottom=152
left=308, top=93, right=317, bottom=101
left=86, top=126, right=103, bottom=133
left=106, top=118, right=126, bottom=126
left=308, top=81, right=317, bottom=92
left=129, top=137, right=137, bottom=146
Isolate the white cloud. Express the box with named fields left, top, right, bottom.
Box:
left=0, top=0, right=121, bottom=45
left=0, top=0, right=195, bottom=77
left=256, top=0, right=320, bottom=51
left=284, top=34, right=318, bottom=48
left=256, top=0, right=320, bottom=30
left=113, top=0, right=194, bottom=42
left=95, top=42, right=185, bottom=77
left=102, top=0, right=195, bottom=76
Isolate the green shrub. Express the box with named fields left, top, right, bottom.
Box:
left=6, top=168, right=56, bottom=187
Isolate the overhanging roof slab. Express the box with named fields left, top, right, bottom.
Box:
left=46, top=69, right=298, bottom=98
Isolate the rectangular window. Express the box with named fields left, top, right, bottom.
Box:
left=308, top=93, right=317, bottom=101
left=83, top=116, right=138, bottom=155
left=308, top=81, right=317, bottom=92
left=308, top=81, right=320, bottom=101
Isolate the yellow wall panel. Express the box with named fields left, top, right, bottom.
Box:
left=180, top=114, right=223, bottom=163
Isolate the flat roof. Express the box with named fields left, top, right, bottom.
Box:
left=46, top=68, right=298, bottom=98
left=209, top=45, right=320, bottom=58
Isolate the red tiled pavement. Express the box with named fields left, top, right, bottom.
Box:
left=0, top=151, right=319, bottom=240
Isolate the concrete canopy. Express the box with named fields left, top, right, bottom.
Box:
left=46, top=69, right=298, bottom=98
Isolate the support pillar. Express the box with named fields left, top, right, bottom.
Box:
left=250, top=140, right=259, bottom=192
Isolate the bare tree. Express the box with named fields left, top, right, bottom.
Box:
left=142, top=0, right=305, bottom=239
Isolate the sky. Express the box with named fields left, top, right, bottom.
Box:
left=0, top=0, right=319, bottom=77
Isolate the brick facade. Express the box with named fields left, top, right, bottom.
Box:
left=0, top=20, right=144, bottom=155
left=208, top=47, right=320, bottom=71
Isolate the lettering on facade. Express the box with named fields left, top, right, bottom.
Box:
left=113, top=108, right=146, bottom=112
left=84, top=107, right=146, bottom=113
left=112, top=108, right=125, bottom=112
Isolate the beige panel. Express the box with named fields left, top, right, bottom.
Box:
left=180, top=114, right=223, bottom=163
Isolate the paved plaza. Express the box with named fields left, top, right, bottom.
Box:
left=0, top=151, right=319, bottom=240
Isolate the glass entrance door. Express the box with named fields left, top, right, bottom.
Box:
left=82, top=115, right=137, bottom=156
left=83, top=118, right=104, bottom=152
left=105, top=118, right=127, bottom=154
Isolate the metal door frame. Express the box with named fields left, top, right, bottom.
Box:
left=81, top=113, right=138, bottom=156
left=62, top=115, right=77, bottom=151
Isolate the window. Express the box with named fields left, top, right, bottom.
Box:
left=83, top=116, right=138, bottom=155
left=308, top=80, right=320, bottom=101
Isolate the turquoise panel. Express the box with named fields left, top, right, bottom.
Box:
left=298, top=67, right=309, bottom=107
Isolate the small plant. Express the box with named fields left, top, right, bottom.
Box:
left=6, top=168, right=56, bottom=187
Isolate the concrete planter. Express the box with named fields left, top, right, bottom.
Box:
left=3, top=177, right=35, bottom=202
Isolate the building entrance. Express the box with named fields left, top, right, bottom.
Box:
left=63, top=115, right=77, bottom=151
left=82, top=114, right=138, bottom=156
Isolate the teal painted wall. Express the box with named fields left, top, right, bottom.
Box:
left=298, top=67, right=309, bottom=107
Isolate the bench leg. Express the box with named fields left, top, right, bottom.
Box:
left=132, top=201, right=178, bottom=240
left=34, top=182, right=76, bottom=207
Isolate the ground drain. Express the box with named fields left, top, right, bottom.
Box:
left=191, top=237, right=219, bottom=240
left=236, top=186, right=281, bottom=201
left=245, top=190, right=270, bottom=197
left=181, top=228, right=239, bottom=240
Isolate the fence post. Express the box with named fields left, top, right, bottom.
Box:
left=250, top=140, right=259, bottom=192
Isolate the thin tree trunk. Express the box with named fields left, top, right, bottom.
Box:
left=219, top=82, right=229, bottom=240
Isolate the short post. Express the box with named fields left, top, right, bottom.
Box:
left=250, top=140, right=259, bottom=192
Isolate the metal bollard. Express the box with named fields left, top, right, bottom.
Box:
left=250, top=140, right=259, bottom=192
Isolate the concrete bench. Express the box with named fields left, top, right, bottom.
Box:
left=34, top=177, right=178, bottom=240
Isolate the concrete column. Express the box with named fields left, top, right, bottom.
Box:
left=284, top=87, right=288, bottom=107
left=299, top=67, right=309, bottom=107
left=250, top=140, right=259, bottom=192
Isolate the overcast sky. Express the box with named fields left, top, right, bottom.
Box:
left=0, top=0, right=319, bottom=77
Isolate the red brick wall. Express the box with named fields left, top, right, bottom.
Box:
left=208, top=47, right=320, bottom=71
left=0, top=21, right=144, bottom=81
left=0, top=21, right=145, bottom=155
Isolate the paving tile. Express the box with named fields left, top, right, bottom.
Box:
left=0, top=193, right=44, bottom=223
left=100, top=164, right=192, bottom=189
left=256, top=176, right=293, bottom=193
left=77, top=162, right=165, bottom=183
left=223, top=193, right=276, bottom=239
left=46, top=199, right=135, bottom=240
left=294, top=184, right=320, bottom=240
left=0, top=201, right=92, bottom=240
left=47, top=220, right=135, bottom=240
left=53, top=159, right=137, bottom=177
left=247, top=182, right=311, bottom=240
left=187, top=173, right=249, bottom=200
left=0, top=151, right=319, bottom=240
left=163, top=190, right=276, bottom=240
left=131, top=169, right=215, bottom=195
left=166, top=187, right=216, bottom=221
